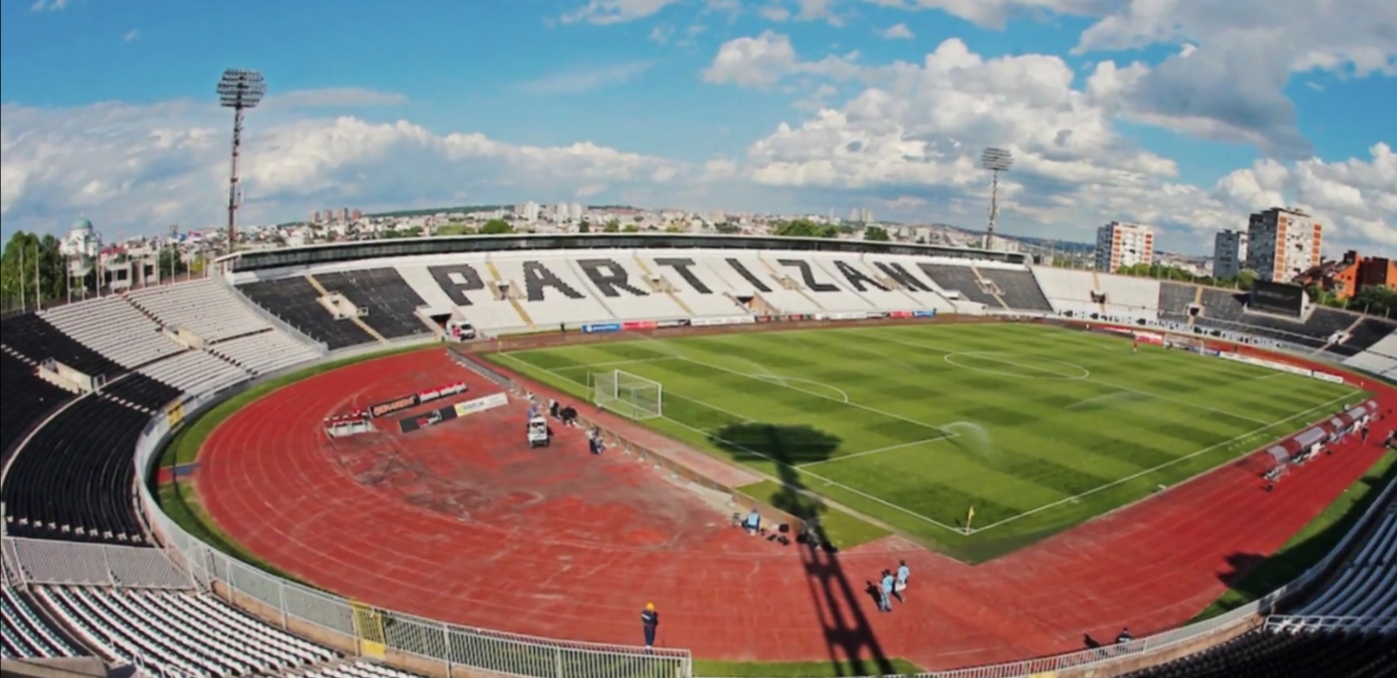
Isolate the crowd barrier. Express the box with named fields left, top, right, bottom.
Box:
left=86, top=332, right=1391, bottom=678
left=131, top=379, right=693, bottom=678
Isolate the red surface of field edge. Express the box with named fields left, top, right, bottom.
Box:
left=196, top=345, right=1397, bottom=671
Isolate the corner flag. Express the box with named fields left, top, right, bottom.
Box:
left=966, top=506, right=975, bottom=534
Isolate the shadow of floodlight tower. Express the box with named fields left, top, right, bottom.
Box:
left=217, top=69, right=267, bottom=256
left=981, top=147, right=1014, bottom=251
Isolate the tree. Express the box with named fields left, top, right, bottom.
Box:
left=1235, top=269, right=1257, bottom=291
left=157, top=247, right=188, bottom=278
left=863, top=226, right=891, bottom=242
left=604, top=219, right=621, bottom=233
left=478, top=219, right=514, bottom=235
left=436, top=223, right=473, bottom=236
left=622, top=223, right=640, bottom=233
left=578, top=222, right=591, bottom=233
left=715, top=222, right=740, bottom=235
left=1351, top=285, right=1396, bottom=317
left=1, top=231, right=65, bottom=311
left=774, top=219, right=837, bottom=238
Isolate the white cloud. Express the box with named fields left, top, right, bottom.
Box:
left=123, top=29, right=139, bottom=42
left=561, top=0, right=685, bottom=24
left=0, top=92, right=688, bottom=237
left=759, top=5, right=792, bottom=21
left=730, top=37, right=1394, bottom=254
left=30, top=0, right=69, bottom=11
left=703, top=31, right=864, bottom=88
left=513, top=62, right=656, bottom=95
left=878, top=23, right=915, bottom=39
left=261, top=88, right=408, bottom=110
left=862, top=0, right=1397, bottom=159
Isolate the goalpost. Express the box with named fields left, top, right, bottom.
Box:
left=590, top=370, right=664, bottom=420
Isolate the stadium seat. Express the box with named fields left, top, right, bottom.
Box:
left=314, top=268, right=434, bottom=339
left=237, top=277, right=376, bottom=349
left=0, top=350, right=72, bottom=461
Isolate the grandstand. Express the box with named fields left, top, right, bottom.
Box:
left=2, top=235, right=1394, bottom=678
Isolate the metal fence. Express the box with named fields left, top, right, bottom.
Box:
left=133, top=382, right=693, bottom=678
left=122, top=346, right=1394, bottom=678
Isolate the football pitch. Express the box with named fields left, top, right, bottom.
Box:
left=488, top=323, right=1367, bottom=562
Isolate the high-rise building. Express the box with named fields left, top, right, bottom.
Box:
left=351, top=209, right=363, bottom=221
left=520, top=201, right=540, bottom=222
left=569, top=203, right=584, bottom=221
left=1212, top=229, right=1249, bottom=280
left=1093, top=221, right=1155, bottom=272
left=310, top=210, right=320, bottom=223
left=1244, top=207, right=1322, bottom=282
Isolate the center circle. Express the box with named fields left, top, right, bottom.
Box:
left=942, top=351, right=1091, bottom=381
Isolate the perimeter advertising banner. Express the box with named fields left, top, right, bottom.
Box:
left=913, top=310, right=937, bottom=318
left=453, top=392, right=510, bottom=417
left=622, top=320, right=657, bottom=331
left=369, top=393, right=420, bottom=419
left=418, top=381, right=467, bottom=404
left=398, top=405, right=458, bottom=433
left=582, top=322, right=621, bottom=334
left=655, top=319, right=690, bottom=329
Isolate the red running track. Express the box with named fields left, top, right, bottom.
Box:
left=196, top=348, right=1397, bottom=671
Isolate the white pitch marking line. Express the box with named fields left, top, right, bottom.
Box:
left=498, top=349, right=966, bottom=533
left=548, top=356, right=681, bottom=371
left=674, top=355, right=954, bottom=438
left=797, top=437, right=952, bottom=469
left=658, top=416, right=963, bottom=533
left=968, top=391, right=1357, bottom=534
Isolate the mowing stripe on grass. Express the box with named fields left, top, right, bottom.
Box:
left=968, top=391, right=1358, bottom=534
left=856, top=330, right=1276, bottom=426
left=548, top=356, right=683, bottom=372
left=499, top=350, right=965, bottom=533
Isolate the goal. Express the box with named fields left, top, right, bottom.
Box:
left=590, top=370, right=663, bottom=420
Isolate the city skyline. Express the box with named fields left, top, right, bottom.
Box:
left=1, top=0, right=1394, bottom=257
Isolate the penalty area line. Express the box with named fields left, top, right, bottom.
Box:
left=796, top=436, right=957, bottom=469
left=967, top=391, right=1358, bottom=535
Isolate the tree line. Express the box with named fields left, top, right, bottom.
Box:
left=1, top=230, right=193, bottom=313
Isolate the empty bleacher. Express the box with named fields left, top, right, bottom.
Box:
left=1344, top=330, right=1397, bottom=378
left=208, top=330, right=321, bottom=376
left=124, top=278, right=273, bottom=343
left=861, top=255, right=958, bottom=313
left=301, top=660, right=426, bottom=678
left=238, top=277, right=375, bottom=350
left=98, top=373, right=181, bottom=412
left=1196, top=288, right=1247, bottom=322
left=976, top=265, right=1053, bottom=312
left=633, top=253, right=743, bottom=317
left=812, top=256, right=925, bottom=312
left=1, top=313, right=121, bottom=378
left=569, top=253, right=689, bottom=321
left=35, top=586, right=337, bottom=675
left=135, top=350, right=249, bottom=395
left=1, top=396, right=149, bottom=544
left=1342, top=319, right=1397, bottom=355
left=2, top=584, right=84, bottom=659
left=1286, top=496, right=1396, bottom=625
left=1, top=351, right=72, bottom=459
left=314, top=268, right=432, bottom=340
left=919, top=263, right=1003, bottom=307
left=41, top=298, right=185, bottom=369
left=1123, top=628, right=1395, bottom=678
left=1158, top=282, right=1198, bottom=320
left=494, top=255, right=617, bottom=327
left=1098, top=274, right=1162, bottom=317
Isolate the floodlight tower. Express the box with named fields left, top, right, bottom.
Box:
left=217, top=69, right=267, bottom=255
left=980, top=147, right=1014, bottom=250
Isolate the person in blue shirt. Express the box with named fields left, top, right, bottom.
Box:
left=879, top=570, right=895, bottom=612
left=641, top=602, right=659, bottom=651
left=743, top=508, right=761, bottom=535
left=893, top=560, right=910, bottom=602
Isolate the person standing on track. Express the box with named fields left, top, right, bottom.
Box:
left=641, top=602, right=659, bottom=652
left=893, top=560, right=910, bottom=602
left=879, top=570, right=895, bottom=612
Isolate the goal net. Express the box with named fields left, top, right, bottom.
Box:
left=590, top=369, right=663, bottom=420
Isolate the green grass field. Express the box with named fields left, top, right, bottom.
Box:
left=489, top=322, right=1368, bottom=562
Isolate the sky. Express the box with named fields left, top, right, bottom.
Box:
left=1, top=0, right=1394, bottom=257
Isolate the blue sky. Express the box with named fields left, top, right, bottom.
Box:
left=2, top=0, right=1393, bottom=255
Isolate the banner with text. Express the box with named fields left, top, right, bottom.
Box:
left=453, top=392, right=510, bottom=418
left=581, top=322, right=621, bottom=334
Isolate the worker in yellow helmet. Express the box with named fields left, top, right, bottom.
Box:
left=641, top=602, right=659, bottom=652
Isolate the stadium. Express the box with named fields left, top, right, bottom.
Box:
left=2, top=233, right=1395, bottom=678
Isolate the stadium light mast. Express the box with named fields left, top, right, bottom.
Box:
left=980, top=147, right=1014, bottom=251
left=217, top=69, right=267, bottom=256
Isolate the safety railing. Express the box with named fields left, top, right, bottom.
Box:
left=126, top=337, right=1393, bottom=678
left=134, top=379, right=692, bottom=678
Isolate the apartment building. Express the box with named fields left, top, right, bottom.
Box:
left=1212, top=229, right=1249, bottom=279
left=1094, top=221, right=1155, bottom=272
left=1244, top=207, right=1322, bottom=282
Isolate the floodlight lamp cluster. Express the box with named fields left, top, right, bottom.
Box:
left=981, top=147, right=1014, bottom=172
left=217, top=69, right=267, bottom=109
